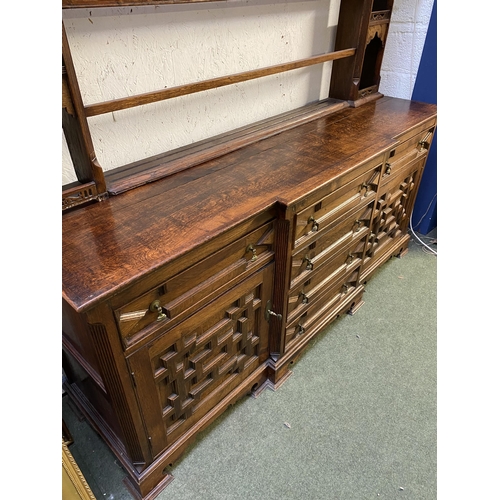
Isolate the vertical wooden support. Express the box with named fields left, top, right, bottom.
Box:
left=329, top=0, right=393, bottom=106
left=62, top=22, right=107, bottom=195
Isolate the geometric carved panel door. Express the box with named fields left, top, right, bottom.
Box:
left=366, top=158, right=425, bottom=260
left=127, top=264, right=274, bottom=459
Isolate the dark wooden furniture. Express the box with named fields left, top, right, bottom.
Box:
left=62, top=2, right=437, bottom=499
left=330, top=0, right=394, bottom=105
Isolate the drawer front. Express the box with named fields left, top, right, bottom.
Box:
left=381, top=121, right=436, bottom=185
left=127, top=265, right=273, bottom=457
left=294, top=166, right=380, bottom=248
left=287, top=237, right=365, bottom=324
left=115, top=221, right=274, bottom=347
left=284, top=268, right=361, bottom=353
left=290, top=202, right=373, bottom=287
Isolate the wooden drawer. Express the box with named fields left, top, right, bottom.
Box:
left=287, top=238, right=364, bottom=324
left=114, top=221, right=274, bottom=347
left=290, top=201, right=373, bottom=287
left=294, top=166, right=380, bottom=249
left=284, top=268, right=361, bottom=353
left=381, top=121, right=436, bottom=185
left=127, top=264, right=273, bottom=457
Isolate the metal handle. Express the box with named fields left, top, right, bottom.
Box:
left=303, top=255, right=313, bottom=270
left=341, top=284, right=349, bottom=295
left=149, top=300, right=167, bottom=322
left=360, top=182, right=369, bottom=197
left=299, top=290, right=309, bottom=304
left=296, top=324, right=305, bottom=336
left=385, top=162, right=392, bottom=175
left=265, top=300, right=282, bottom=322
left=418, top=131, right=432, bottom=151
left=308, top=216, right=319, bottom=232
left=346, top=252, right=354, bottom=264
left=246, top=244, right=258, bottom=262
left=354, top=220, right=363, bottom=232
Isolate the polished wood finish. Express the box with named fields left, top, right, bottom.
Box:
left=105, top=99, right=348, bottom=195
left=63, top=2, right=436, bottom=498
left=63, top=96, right=437, bottom=500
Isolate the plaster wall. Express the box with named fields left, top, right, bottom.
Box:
left=62, top=0, right=434, bottom=185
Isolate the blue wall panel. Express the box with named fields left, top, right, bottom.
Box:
left=411, top=0, right=437, bottom=235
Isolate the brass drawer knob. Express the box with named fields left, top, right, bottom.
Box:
left=149, top=300, right=167, bottom=322
left=346, top=252, right=354, bottom=264
left=246, top=244, right=258, bottom=262
left=300, top=290, right=309, bottom=304
left=354, top=219, right=363, bottom=232
left=308, top=216, right=319, bottom=232
left=296, top=324, right=305, bottom=336
left=385, top=162, right=392, bottom=175
left=418, top=131, right=432, bottom=151
left=303, top=255, right=313, bottom=270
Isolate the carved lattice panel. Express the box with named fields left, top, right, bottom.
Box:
left=367, top=171, right=417, bottom=258
left=127, top=266, right=272, bottom=458
left=154, top=292, right=259, bottom=431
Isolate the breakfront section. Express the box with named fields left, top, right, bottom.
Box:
left=267, top=152, right=386, bottom=386
left=265, top=105, right=437, bottom=389
left=62, top=212, right=277, bottom=499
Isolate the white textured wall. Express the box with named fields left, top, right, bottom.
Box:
left=62, top=0, right=434, bottom=185
left=379, top=0, right=434, bottom=99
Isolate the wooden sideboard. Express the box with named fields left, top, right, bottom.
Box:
left=63, top=95, right=436, bottom=499
left=62, top=1, right=436, bottom=498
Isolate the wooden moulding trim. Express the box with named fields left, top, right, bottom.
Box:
left=84, top=49, right=356, bottom=118
left=106, top=98, right=349, bottom=195
left=62, top=181, right=99, bottom=211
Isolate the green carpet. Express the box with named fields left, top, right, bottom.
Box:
left=62, top=233, right=437, bottom=500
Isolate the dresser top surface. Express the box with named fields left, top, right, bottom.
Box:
left=62, top=96, right=436, bottom=311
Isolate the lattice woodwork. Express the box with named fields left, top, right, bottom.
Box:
left=367, top=171, right=417, bottom=259
left=150, top=288, right=262, bottom=436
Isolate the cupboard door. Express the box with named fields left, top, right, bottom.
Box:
left=363, top=156, right=426, bottom=276
left=127, top=264, right=274, bottom=458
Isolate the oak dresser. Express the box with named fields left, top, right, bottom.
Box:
left=62, top=1, right=437, bottom=498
